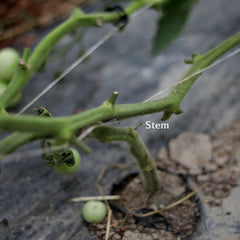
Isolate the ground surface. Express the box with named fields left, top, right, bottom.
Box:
left=91, top=172, right=200, bottom=240
left=1, top=0, right=240, bottom=239
left=157, top=118, right=240, bottom=240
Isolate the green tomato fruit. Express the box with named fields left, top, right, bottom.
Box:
left=0, top=48, right=20, bottom=83
left=82, top=201, right=107, bottom=223
left=54, top=148, right=81, bottom=174
left=0, top=81, right=21, bottom=109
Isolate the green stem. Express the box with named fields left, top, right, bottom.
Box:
left=0, top=17, right=240, bottom=157
left=0, top=96, right=173, bottom=134
left=92, top=125, right=161, bottom=192
left=0, top=132, right=45, bottom=155
left=0, top=0, right=164, bottom=110
left=162, top=30, right=240, bottom=119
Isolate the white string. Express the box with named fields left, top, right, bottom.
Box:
left=143, top=46, right=240, bottom=102
left=18, top=3, right=153, bottom=115
left=18, top=29, right=117, bottom=115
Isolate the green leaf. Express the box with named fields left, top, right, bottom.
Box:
left=152, top=0, right=198, bottom=56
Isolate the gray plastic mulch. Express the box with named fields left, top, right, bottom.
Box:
left=1, top=0, right=240, bottom=239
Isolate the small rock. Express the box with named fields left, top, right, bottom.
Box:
left=113, top=233, right=121, bottom=240
left=159, top=204, right=165, bottom=208
left=109, top=231, right=114, bottom=237
left=169, top=132, right=212, bottom=173
left=137, top=225, right=144, bottom=231
left=205, top=163, right=218, bottom=172
left=213, top=189, right=225, bottom=198
left=142, top=233, right=153, bottom=240
left=223, top=145, right=233, bottom=152
left=203, top=196, right=222, bottom=206
left=157, top=147, right=169, bottom=160
left=213, top=198, right=222, bottom=206
left=211, top=170, right=227, bottom=183
left=152, top=233, right=159, bottom=239
left=215, top=155, right=229, bottom=166
left=128, top=224, right=137, bottom=229
left=128, top=218, right=135, bottom=224
left=149, top=204, right=158, bottom=211
left=197, top=174, right=210, bottom=183
left=122, top=231, right=140, bottom=240
left=189, top=167, right=203, bottom=175
left=203, top=195, right=215, bottom=204
left=204, top=185, right=214, bottom=194
left=172, top=186, right=185, bottom=197
left=212, top=139, right=222, bottom=149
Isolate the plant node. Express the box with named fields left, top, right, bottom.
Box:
left=18, top=58, right=30, bottom=70
left=105, top=91, right=119, bottom=107
left=105, top=4, right=129, bottom=31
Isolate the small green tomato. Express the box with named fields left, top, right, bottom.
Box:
left=0, top=48, right=20, bottom=83
left=82, top=201, right=107, bottom=223
left=54, top=148, right=81, bottom=174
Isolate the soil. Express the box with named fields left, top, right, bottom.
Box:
left=0, top=0, right=94, bottom=48
left=88, top=116, right=240, bottom=239
left=157, top=116, right=240, bottom=206
left=90, top=172, right=200, bottom=240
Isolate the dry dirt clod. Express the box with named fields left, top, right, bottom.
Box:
left=113, top=233, right=121, bottom=239
left=204, top=163, right=218, bottom=172
left=214, top=154, right=229, bottom=167
left=197, top=175, right=210, bottom=183
left=157, top=147, right=169, bottom=161
left=169, top=132, right=212, bottom=174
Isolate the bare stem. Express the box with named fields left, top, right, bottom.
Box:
left=92, top=126, right=161, bottom=192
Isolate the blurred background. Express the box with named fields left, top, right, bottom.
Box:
left=0, top=0, right=97, bottom=48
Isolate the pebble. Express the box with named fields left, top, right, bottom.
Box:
left=189, top=167, right=203, bottom=175
left=213, top=189, right=225, bottom=198
left=128, top=224, right=137, bottom=229
left=149, top=203, right=158, bottom=211
left=137, top=225, right=144, bottom=231
left=157, top=147, right=168, bottom=160
left=113, top=233, right=121, bottom=240
left=152, top=233, right=159, bottom=239
left=197, top=174, right=210, bottom=183
left=128, top=218, right=135, bottom=224
left=169, top=132, right=212, bottom=172
left=212, top=139, right=222, bottom=149
left=173, top=186, right=185, bottom=197
left=205, top=163, right=218, bottom=172
left=214, top=154, right=229, bottom=167
left=122, top=231, right=141, bottom=240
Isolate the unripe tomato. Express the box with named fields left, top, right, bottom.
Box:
left=0, top=48, right=20, bottom=83
left=82, top=201, right=107, bottom=223
left=54, top=148, right=81, bottom=174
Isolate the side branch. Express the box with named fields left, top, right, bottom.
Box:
left=161, top=30, right=240, bottom=119
left=0, top=0, right=164, bottom=110
left=0, top=29, right=240, bottom=155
